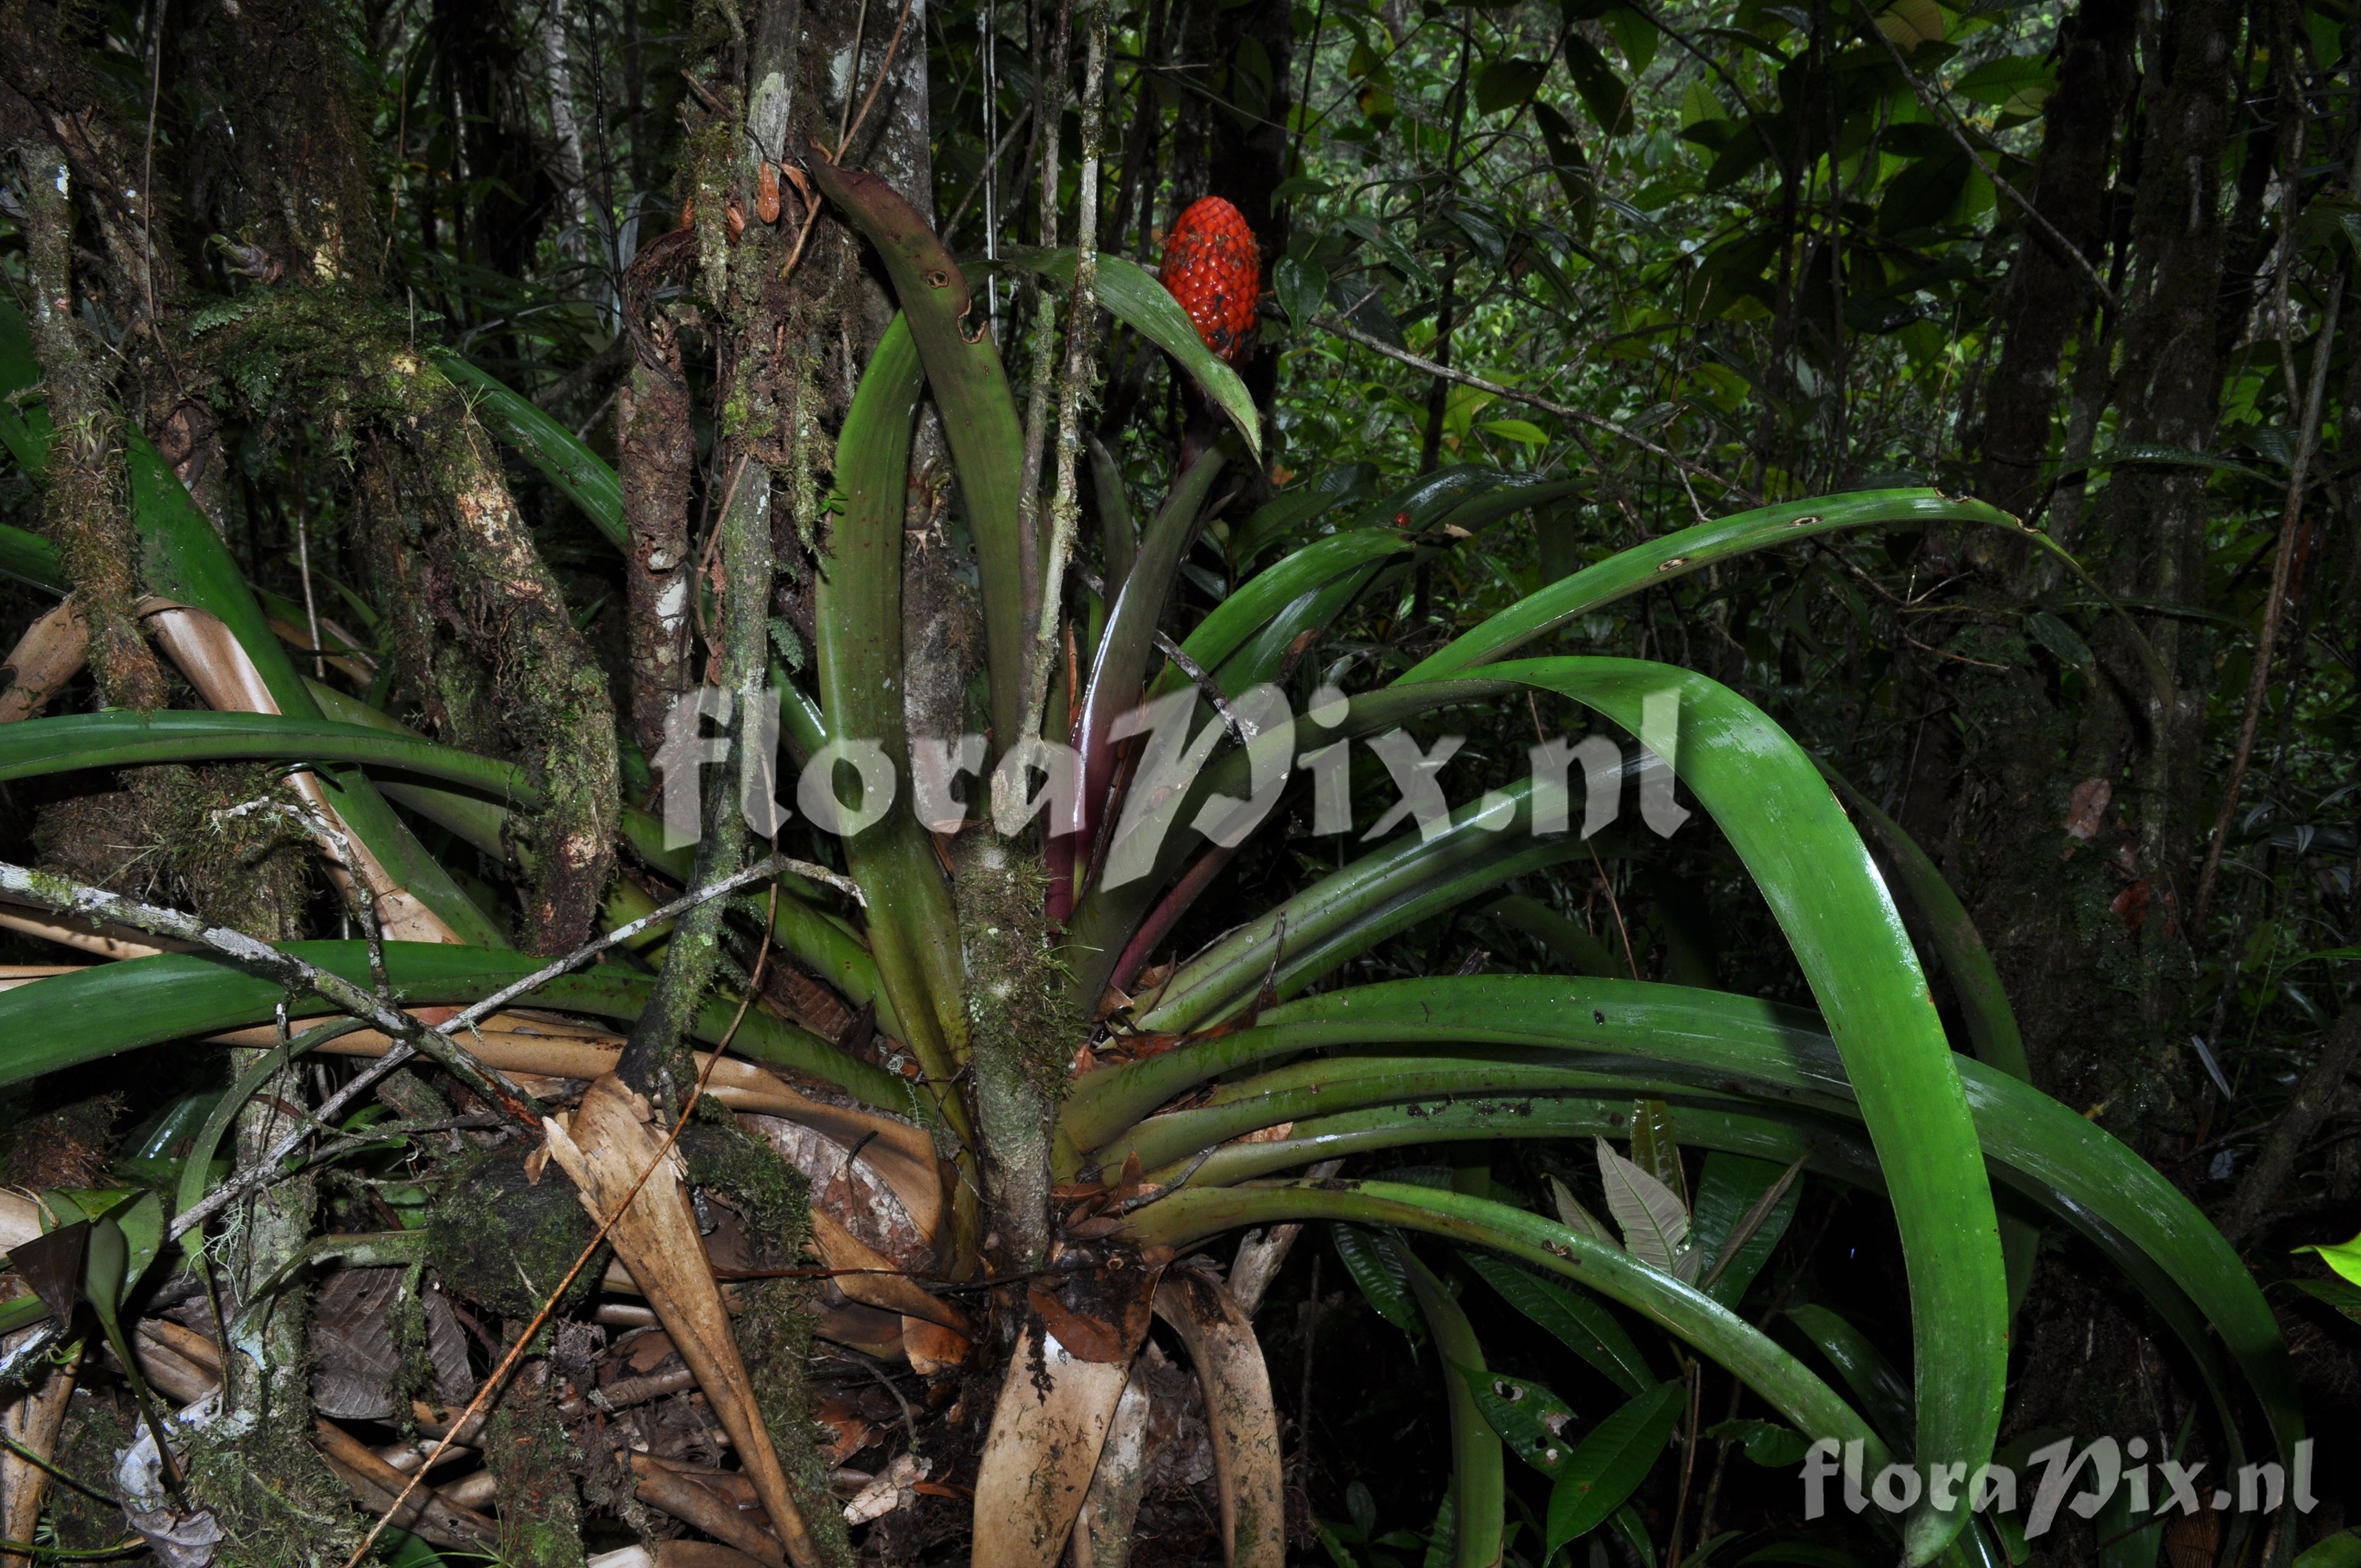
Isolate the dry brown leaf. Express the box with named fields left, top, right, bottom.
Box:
left=1, top=1345, right=81, bottom=1568
left=899, top=1315, right=971, bottom=1376
left=970, top=1326, right=1130, bottom=1568
left=807, top=1209, right=968, bottom=1335
left=1152, top=1271, right=1284, bottom=1568
left=140, top=600, right=456, bottom=943
left=543, top=1075, right=821, bottom=1567
left=2063, top=777, right=2113, bottom=841
left=813, top=1395, right=878, bottom=1466
left=314, top=1418, right=499, bottom=1553
left=810, top=1299, right=906, bottom=1359
left=233, top=1020, right=947, bottom=1257
left=0, top=598, right=88, bottom=725
left=741, top=1114, right=934, bottom=1269
left=1026, top=1252, right=1160, bottom=1365
left=628, top=1453, right=785, bottom=1567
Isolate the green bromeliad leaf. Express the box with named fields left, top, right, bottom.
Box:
left=0, top=943, right=915, bottom=1114
left=1079, top=973, right=2299, bottom=1487
left=809, top=157, right=1032, bottom=747
left=988, top=248, right=1261, bottom=461
left=0, top=709, right=537, bottom=802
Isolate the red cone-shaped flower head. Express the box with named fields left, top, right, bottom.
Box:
left=1158, top=196, right=1260, bottom=364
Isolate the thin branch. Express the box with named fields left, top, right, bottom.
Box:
left=1313, top=312, right=1755, bottom=502
left=156, top=851, right=851, bottom=1243
left=2193, top=280, right=2347, bottom=922
left=1858, top=9, right=2118, bottom=312
left=0, top=861, right=536, bottom=1126
left=944, top=105, right=1033, bottom=238
left=1026, top=0, right=1108, bottom=738
left=837, top=0, right=917, bottom=160
left=1156, top=631, right=1254, bottom=742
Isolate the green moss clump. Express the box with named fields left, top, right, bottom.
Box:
left=47, top=1386, right=135, bottom=1553
left=486, top=1376, right=587, bottom=1568
left=953, top=839, right=1076, bottom=1104
left=677, top=1108, right=852, bottom=1567
left=424, top=1146, right=606, bottom=1320
left=183, top=1378, right=360, bottom=1568
left=955, top=837, right=1079, bottom=1268
left=34, top=763, right=314, bottom=939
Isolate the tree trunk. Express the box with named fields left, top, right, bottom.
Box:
left=1970, top=0, right=2137, bottom=530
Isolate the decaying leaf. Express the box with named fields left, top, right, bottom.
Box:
left=311, top=1267, right=473, bottom=1418
left=841, top=1452, right=928, bottom=1525
left=3, top=1216, right=87, bottom=1324
left=542, top=1074, right=823, bottom=1567
left=1151, top=1269, right=1284, bottom=1568
left=2063, top=777, right=2112, bottom=841
left=900, top=1314, right=971, bottom=1375
left=970, top=1325, right=1130, bottom=1567
left=0, top=597, right=88, bottom=723
left=1026, top=1249, right=1161, bottom=1364
left=807, top=1208, right=968, bottom=1334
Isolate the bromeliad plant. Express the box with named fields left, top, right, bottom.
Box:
left=0, top=155, right=2302, bottom=1568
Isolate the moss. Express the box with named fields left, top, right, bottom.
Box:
left=48, top=1387, right=135, bottom=1552
left=954, top=840, right=1076, bottom=1102
left=18, top=139, right=170, bottom=711
left=192, top=285, right=622, bottom=952
left=677, top=1107, right=852, bottom=1566
left=485, top=1376, right=587, bottom=1568
left=183, top=1370, right=360, bottom=1568
left=0, top=1092, right=122, bottom=1189
left=425, top=1146, right=607, bottom=1320
left=954, top=837, right=1078, bottom=1270
left=383, top=1260, right=433, bottom=1435
left=34, top=763, right=314, bottom=939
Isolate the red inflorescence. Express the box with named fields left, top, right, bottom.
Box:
left=1158, top=196, right=1260, bottom=364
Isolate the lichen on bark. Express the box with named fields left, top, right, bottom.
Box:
left=953, top=834, right=1077, bottom=1275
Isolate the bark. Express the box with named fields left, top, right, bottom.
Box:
left=0, top=4, right=228, bottom=531
left=540, top=0, right=594, bottom=271
left=2221, top=1005, right=2361, bottom=1244
left=0, top=1345, right=81, bottom=1568
left=1954, top=0, right=2244, bottom=1124
left=358, top=383, right=622, bottom=952
left=1914, top=3, right=2248, bottom=1501
left=2082, top=0, right=2243, bottom=892
left=1971, top=0, right=2138, bottom=528
left=617, top=262, right=697, bottom=760
left=185, top=1, right=621, bottom=952
left=614, top=470, right=769, bottom=1107
left=193, top=0, right=387, bottom=287
left=10, top=141, right=172, bottom=710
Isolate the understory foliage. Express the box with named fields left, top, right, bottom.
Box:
left=0, top=0, right=2355, bottom=1566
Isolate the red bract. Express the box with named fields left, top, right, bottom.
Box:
left=1158, top=196, right=1260, bottom=364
